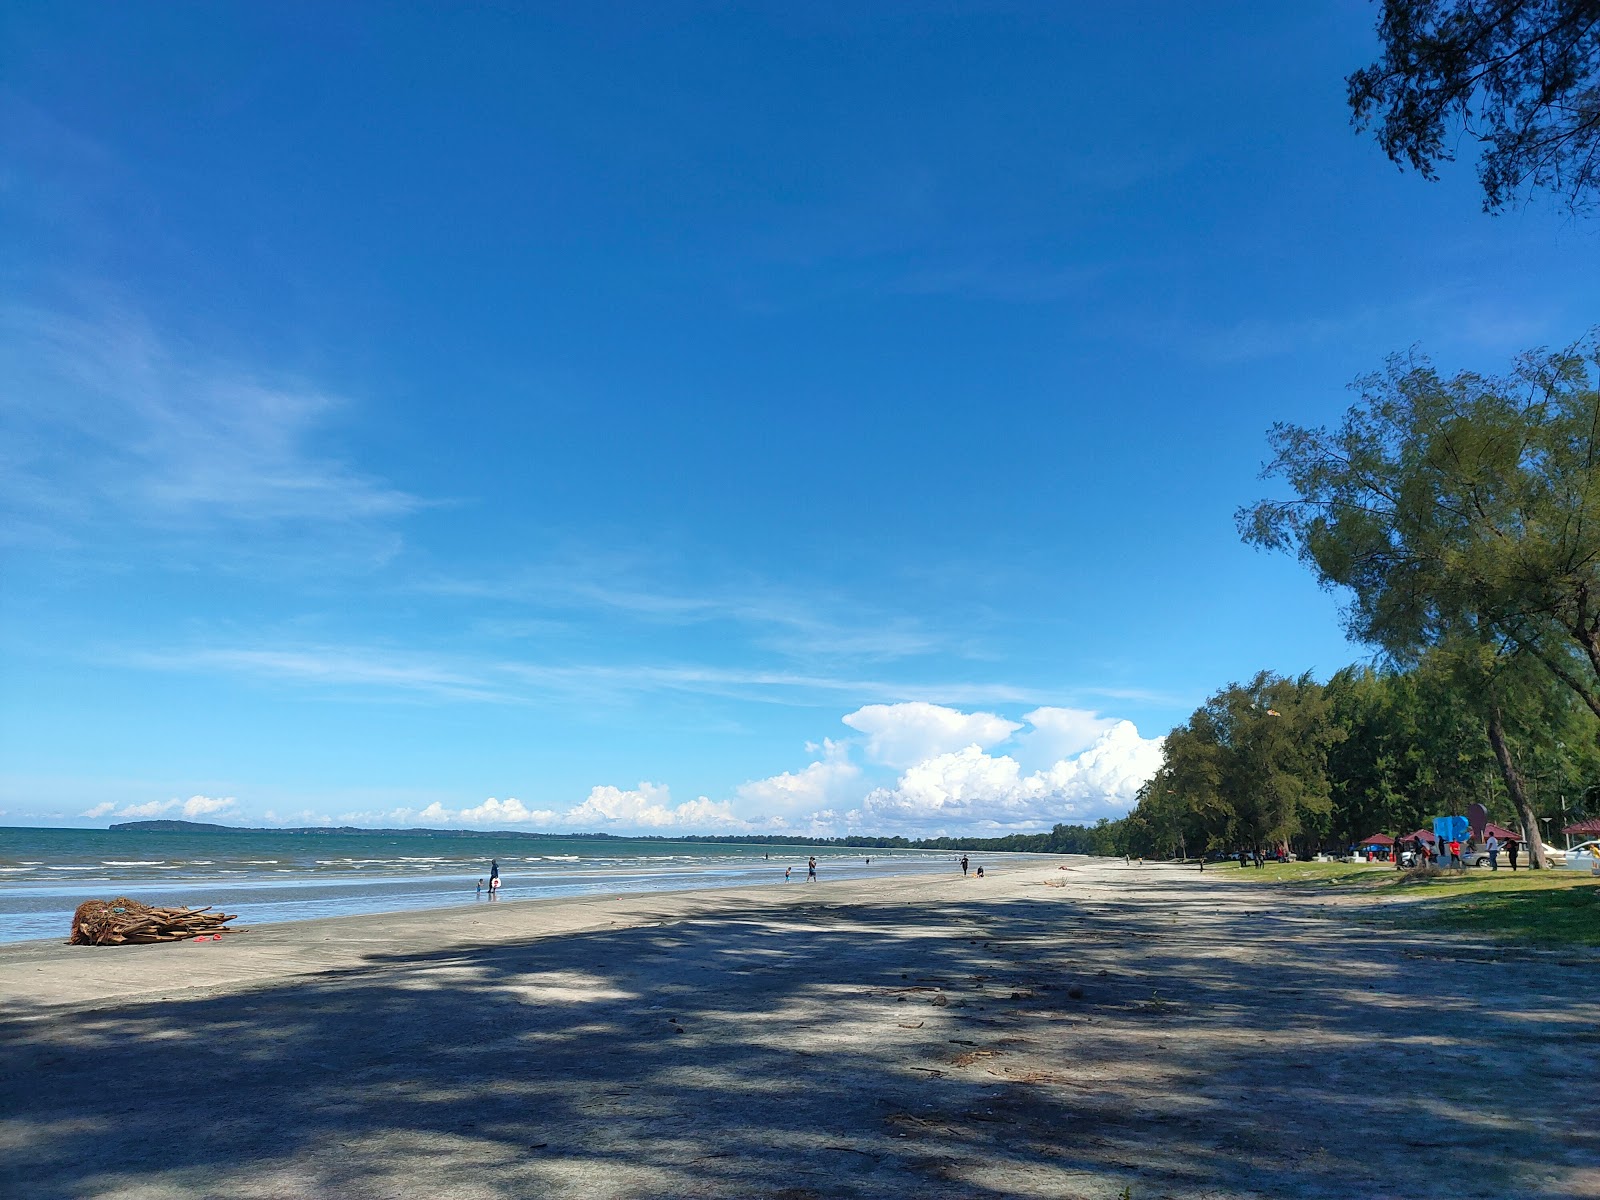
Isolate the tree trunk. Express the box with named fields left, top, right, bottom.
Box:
left=1485, top=699, right=1547, bottom=870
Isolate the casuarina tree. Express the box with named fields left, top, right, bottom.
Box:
left=1238, top=338, right=1600, bottom=865
left=1348, top=0, right=1600, bottom=212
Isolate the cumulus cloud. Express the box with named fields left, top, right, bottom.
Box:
left=851, top=719, right=1164, bottom=833
left=78, top=708, right=1162, bottom=838
left=82, top=795, right=239, bottom=822
left=566, top=782, right=746, bottom=830
left=358, top=783, right=750, bottom=833
left=734, top=738, right=860, bottom=813
left=1015, top=706, right=1119, bottom=766
left=841, top=702, right=1020, bottom=768
left=453, top=797, right=560, bottom=826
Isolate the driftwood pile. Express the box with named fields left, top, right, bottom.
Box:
left=70, top=897, right=238, bottom=946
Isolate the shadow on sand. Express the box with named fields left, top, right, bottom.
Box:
left=3, top=875, right=1597, bottom=1198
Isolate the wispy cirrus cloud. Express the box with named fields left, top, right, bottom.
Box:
left=0, top=303, right=422, bottom=547
left=121, top=639, right=1074, bottom=710
left=417, top=559, right=953, bottom=664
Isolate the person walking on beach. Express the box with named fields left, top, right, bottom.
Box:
left=476, top=878, right=484, bottom=898
left=785, top=866, right=792, bottom=883
left=807, top=856, right=817, bottom=883
left=960, top=854, right=969, bottom=876
left=490, top=859, right=500, bottom=888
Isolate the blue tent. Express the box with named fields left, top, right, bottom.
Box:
left=1433, top=815, right=1469, bottom=841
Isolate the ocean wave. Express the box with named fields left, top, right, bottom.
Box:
left=102, top=860, right=166, bottom=867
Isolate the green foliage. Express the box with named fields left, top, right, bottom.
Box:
left=669, top=821, right=1131, bottom=857
left=1237, top=339, right=1600, bottom=865
left=1153, top=671, right=1339, bottom=853
left=1238, top=339, right=1600, bottom=711
left=1126, top=647, right=1600, bottom=858
left=1348, top=1, right=1600, bottom=213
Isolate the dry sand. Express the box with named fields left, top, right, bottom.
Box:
left=2, top=858, right=1596, bottom=1199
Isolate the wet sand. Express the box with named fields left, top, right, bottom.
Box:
left=2, top=859, right=1596, bottom=1199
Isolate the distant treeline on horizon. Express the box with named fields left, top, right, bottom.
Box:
left=106, top=818, right=1118, bottom=854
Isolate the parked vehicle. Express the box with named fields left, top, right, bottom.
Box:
left=1559, top=840, right=1600, bottom=873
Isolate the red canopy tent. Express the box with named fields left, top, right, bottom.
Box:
left=1564, top=818, right=1600, bottom=837
left=1357, top=833, right=1395, bottom=846
left=1484, top=822, right=1521, bottom=840
left=1401, top=828, right=1437, bottom=844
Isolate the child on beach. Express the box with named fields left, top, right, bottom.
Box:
left=785, top=866, right=792, bottom=882
left=476, top=879, right=484, bottom=897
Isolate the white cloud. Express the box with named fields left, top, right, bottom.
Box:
left=357, top=783, right=749, bottom=833
left=69, top=710, right=1162, bottom=839
left=1, top=305, right=420, bottom=545
left=81, top=795, right=239, bottom=822
left=181, top=795, right=235, bottom=818
left=841, top=702, right=1021, bottom=768
left=1026, top=720, right=1167, bottom=807
left=565, top=782, right=745, bottom=830
left=849, top=719, right=1164, bottom=833
left=1015, top=706, right=1119, bottom=767
left=734, top=738, right=860, bottom=813
left=454, top=797, right=560, bottom=826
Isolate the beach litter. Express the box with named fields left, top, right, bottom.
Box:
left=69, top=897, right=239, bottom=946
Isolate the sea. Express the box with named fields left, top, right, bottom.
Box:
left=0, top=827, right=983, bottom=944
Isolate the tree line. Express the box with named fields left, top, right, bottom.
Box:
left=1116, top=656, right=1598, bottom=864
left=1114, top=334, right=1600, bottom=868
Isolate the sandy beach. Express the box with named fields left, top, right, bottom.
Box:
left=2, top=858, right=1596, bottom=1199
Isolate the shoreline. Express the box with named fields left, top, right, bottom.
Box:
left=0, top=845, right=1033, bottom=947
left=4, top=859, right=1596, bottom=1199
left=0, top=861, right=1032, bottom=1011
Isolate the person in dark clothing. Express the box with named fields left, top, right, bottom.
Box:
left=960, top=855, right=969, bottom=876
left=1506, top=838, right=1519, bottom=871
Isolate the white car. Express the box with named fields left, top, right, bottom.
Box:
left=1559, top=840, right=1600, bottom=873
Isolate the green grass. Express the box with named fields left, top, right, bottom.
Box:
left=1217, top=858, right=1600, bottom=947
left=1213, top=859, right=1394, bottom=886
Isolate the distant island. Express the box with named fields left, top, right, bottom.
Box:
left=106, top=818, right=1110, bottom=854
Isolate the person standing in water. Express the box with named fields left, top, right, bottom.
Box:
left=807, top=856, right=817, bottom=883
left=960, top=854, right=969, bottom=876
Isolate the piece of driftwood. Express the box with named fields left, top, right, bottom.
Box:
left=69, top=897, right=238, bottom=945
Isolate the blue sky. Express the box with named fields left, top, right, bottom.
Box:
left=3, top=2, right=1597, bottom=835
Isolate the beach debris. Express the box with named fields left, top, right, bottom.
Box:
left=69, top=897, right=238, bottom=946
